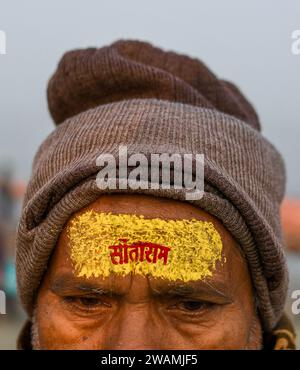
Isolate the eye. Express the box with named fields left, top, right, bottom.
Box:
left=167, top=299, right=214, bottom=315
left=181, top=300, right=206, bottom=311
left=77, top=297, right=104, bottom=307
left=64, top=296, right=110, bottom=311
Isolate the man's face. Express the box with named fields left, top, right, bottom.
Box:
left=33, top=194, right=262, bottom=349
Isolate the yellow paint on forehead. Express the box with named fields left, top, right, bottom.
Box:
left=68, top=211, right=223, bottom=282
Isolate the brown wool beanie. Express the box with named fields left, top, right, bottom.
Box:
left=16, top=39, right=287, bottom=333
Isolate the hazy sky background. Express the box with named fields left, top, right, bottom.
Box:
left=0, top=0, right=299, bottom=196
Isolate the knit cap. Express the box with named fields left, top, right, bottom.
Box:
left=16, top=40, right=287, bottom=332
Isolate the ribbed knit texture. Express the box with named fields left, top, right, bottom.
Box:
left=16, top=40, right=287, bottom=332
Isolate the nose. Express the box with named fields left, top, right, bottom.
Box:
left=103, top=303, right=163, bottom=349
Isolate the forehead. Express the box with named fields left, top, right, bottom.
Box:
left=49, top=194, right=246, bottom=285
left=70, top=193, right=233, bottom=229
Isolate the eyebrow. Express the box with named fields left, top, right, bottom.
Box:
left=150, top=281, right=232, bottom=304
left=50, top=276, right=118, bottom=297
left=50, top=274, right=232, bottom=304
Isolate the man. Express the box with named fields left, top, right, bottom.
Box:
left=16, top=40, right=296, bottom=349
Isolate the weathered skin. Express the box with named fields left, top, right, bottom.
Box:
left=33, top=194, right=262, bottom=349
